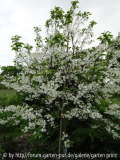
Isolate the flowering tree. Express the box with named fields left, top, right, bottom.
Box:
left=1, top=0, right=120, bottom=156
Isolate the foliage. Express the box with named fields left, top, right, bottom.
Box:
left=0, top=65, right=22, bottom=89
left=0, top=134, right=31, bottom=160
left=0, top=136, right=16, bottom=156
left=1, top=66, right=21, bottom=77
left=0, top=90, right=16, bottom=107
left=1, top=0, right=120, bottom=155
left=0, top=75, right=7, bottom=89
left=5, top=93, right=23, bottom=106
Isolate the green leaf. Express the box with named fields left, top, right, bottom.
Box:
left=41, top=98, right=46, bottom=104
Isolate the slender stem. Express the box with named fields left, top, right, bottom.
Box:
left=58, top=75, right=66, bottom=155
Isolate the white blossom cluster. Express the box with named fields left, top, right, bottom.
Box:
left=105, top=104, right=120, bottom=118
left=61, top=132, right=71, bottom=148
left=64, top=139, right=71, bottom=148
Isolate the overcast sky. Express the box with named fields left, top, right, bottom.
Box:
left=0, top=0, right=120, bottom=68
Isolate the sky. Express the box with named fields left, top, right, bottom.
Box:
left=0, top=0, right=120, bottom=68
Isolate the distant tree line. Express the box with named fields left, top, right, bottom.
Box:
left=0, top=66, right=21, bottom=89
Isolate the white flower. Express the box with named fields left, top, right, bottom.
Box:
left=64, top=139, right=71, bottom=148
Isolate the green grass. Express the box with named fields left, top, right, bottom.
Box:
left=0, top=89, right=16, bottom=98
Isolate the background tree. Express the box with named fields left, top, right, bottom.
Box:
left=0, top=65, right=22, bottom=89
left=1, top=66, right=21, bottom=77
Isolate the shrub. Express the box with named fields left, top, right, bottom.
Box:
left=1, top=0, right=120, bottom=156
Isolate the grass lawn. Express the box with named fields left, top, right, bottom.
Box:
left=0, top=89, right=16, bottom=98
